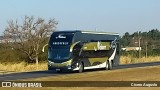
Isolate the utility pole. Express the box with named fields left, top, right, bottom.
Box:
left=145, top=42, right=147, bottom=58
left=145, top=32, right=148, bottom=58
left=138, top=32, right=141, bottom=58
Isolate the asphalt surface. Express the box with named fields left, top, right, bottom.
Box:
left=0, top=61, right=160, bottom=81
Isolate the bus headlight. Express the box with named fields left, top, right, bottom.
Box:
left=76, top=63, right=79, bottom=66
left=68, top=65, right=71, bottom=69
left=48, top=61, right=54, bottom=66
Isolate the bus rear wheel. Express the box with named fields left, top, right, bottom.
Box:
left=78, top=62, right=84, bottom=73
left=105, top=60, right=113, bottom=70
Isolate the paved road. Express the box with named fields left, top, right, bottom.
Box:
left=0, top=61, right=160, bottom=81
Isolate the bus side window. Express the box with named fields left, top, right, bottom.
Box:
left=72, top=44, right=82, bottom=57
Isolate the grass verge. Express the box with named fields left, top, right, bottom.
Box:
left=0, top=56, right=160, bottom=72
left=0, top=62, right=47, bottom=73
left=120, top=56, right=160, bottom=64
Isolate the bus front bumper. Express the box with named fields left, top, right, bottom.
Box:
left=48, top=60, right=78, bottom=72
left=48, top=65, right=73, bottom=71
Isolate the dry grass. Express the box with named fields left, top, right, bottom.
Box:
left=120, top=56, right=160, bottom=64
left=0, top=62, right=47, bottom=72
left=0, top=56, right=159, bottom=72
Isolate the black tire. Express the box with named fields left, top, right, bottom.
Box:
left=78, top=62, right=84, bottom=73
left=108, top=60, right=113, bottom=70
left=112, top=54, right=120, bottom=67
left=105, top=61, right=109, bottom=70
left=105, top=60, right=113, bottom=70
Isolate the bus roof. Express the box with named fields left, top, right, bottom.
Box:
left=81, top=31, right=119, bottom=35
left=53, top=30, right=119, bottom=36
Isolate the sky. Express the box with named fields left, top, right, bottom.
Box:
left=0, top=0, right=160, bottom=35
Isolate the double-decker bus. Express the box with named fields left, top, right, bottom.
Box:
left=48, top=30, right=120, bottom=73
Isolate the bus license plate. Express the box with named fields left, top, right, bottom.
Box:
left=56, top=69, right=60, bottom=71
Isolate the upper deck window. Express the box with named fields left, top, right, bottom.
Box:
left=49, top=32, right=75, bottom=46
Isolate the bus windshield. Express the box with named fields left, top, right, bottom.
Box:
left=48, top=32, right=74, bottom=62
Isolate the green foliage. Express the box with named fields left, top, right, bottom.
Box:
left=120, top=32, right=131, bottom=47
left=120, top=29, right=160, bottom=56
left=0, top=47, right=24, bottom=63
left=0, top=38, right=49, bottom=63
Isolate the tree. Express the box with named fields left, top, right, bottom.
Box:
left=120, top=29, right=160, bottom=56
left=120, top=32, right=131, bottom=47
left=3, top=16, right=58, bottom=66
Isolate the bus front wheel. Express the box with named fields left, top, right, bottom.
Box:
left=78, top=62, right=84, bottom=73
